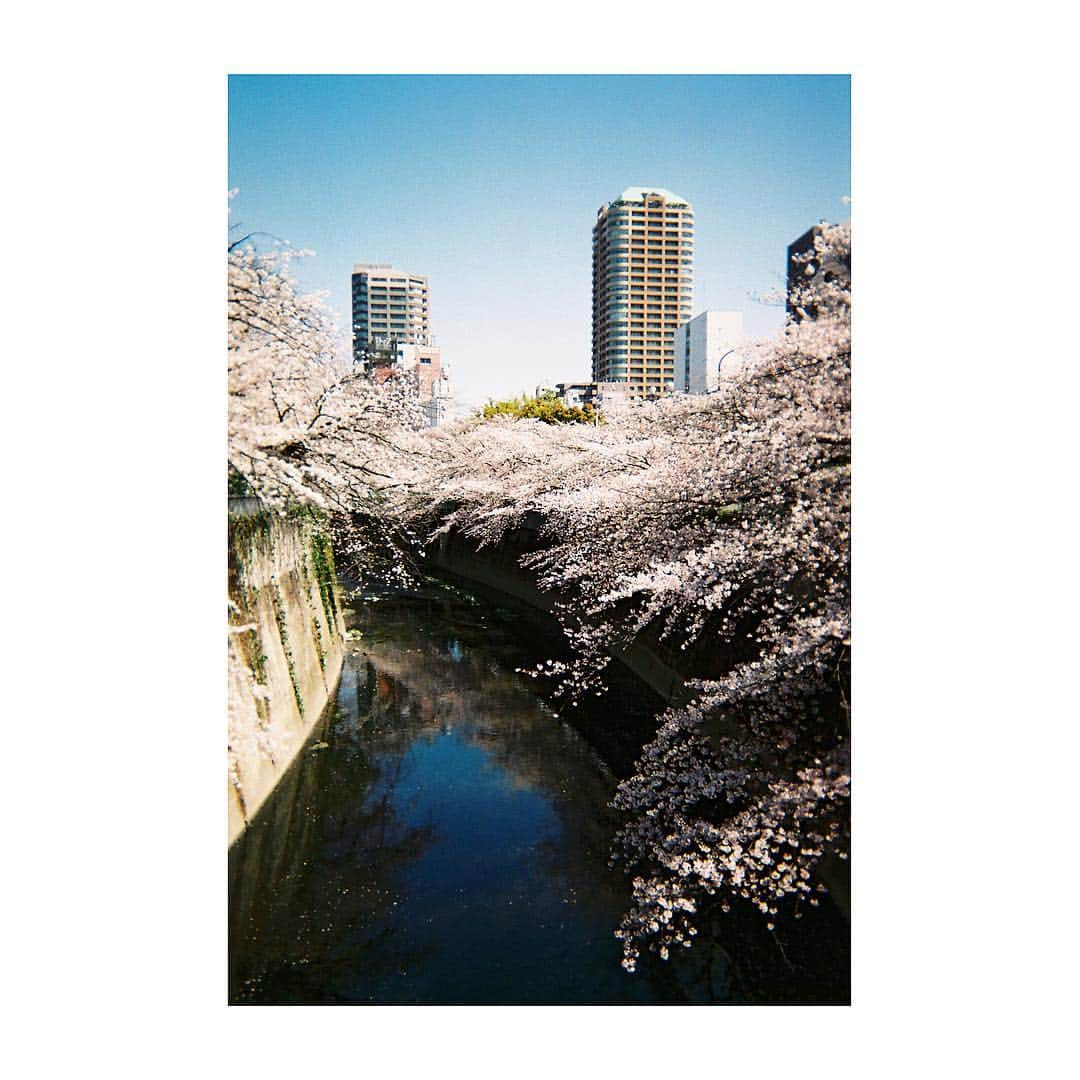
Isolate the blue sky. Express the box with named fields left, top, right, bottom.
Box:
left=228, top=74, right=850, bottom=410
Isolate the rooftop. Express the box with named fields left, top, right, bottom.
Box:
left=352, top=264, right=427, bottom=279
left=613, top=186, right=691, bottom=208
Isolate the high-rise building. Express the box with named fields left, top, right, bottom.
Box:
left=351, top=264, right=431, bottom=364
left=591, top=187, right=694, bottom=398
left=674, top=310, right=745, bottom=394
left=352, top=263, right=453, bottom=426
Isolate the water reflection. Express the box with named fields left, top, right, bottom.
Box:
left=229, top=582, right=675, bottom=1004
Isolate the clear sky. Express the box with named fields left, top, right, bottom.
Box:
left=228, top=74, right=850, bottom=412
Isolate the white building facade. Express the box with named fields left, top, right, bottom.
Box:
left=674, top=310, right=745, bottom=394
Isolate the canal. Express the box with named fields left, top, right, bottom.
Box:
left=228, top=578, right=847, bottom=1004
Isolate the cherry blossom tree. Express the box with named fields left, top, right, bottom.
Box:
left=225, top=203, right=852, bottom=971
left=401, top=220, right=851, bottom=970
left=228, top=234, right=424, bottom=516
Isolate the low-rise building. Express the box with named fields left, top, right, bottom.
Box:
left=673, top=310, right=745, bottom=394
left=555, top=381, right=631, bottom=413
left=368, top=341, right=454, bottom=428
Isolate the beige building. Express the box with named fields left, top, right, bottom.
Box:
left=352, top=264, right=431, bottom=364
left=591, top=187, right=694, bottom=398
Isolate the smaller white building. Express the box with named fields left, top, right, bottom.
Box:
left=554, top=381, right=631, bottom=414
left=674, top=311, right=745, bottom=394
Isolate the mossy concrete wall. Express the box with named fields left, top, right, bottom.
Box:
left=228, top=510, right=345, bottom=846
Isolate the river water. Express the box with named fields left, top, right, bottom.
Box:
left=229, top=579, right=847, bottom=1004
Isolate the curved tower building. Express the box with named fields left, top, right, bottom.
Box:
left=591, top=187, right=694, bottom=398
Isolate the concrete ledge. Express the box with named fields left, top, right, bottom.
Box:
left=426, top=529, right=704, bottom=705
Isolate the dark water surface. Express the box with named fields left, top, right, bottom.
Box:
left=229, top=581, right=685, bottom=1004
left=229, top=580, right=849, bottom=1004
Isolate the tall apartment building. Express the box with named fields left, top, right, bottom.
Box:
left=674, top=310, right=745, bottom=394
left=591, top=187, right=694, bottom=398
left=352, top=262, right=453, bottom=426
left=351, top=264, right=431, bottom=365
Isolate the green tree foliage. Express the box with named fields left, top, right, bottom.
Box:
left=480, top=391, right=597, bottom=425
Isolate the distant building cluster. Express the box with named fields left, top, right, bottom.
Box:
left=351, top=264, right=452, bottom=427
left=542, top=381, right=631, bottom=414
left=581, top=186, right=844, bottom=405
left=351, top=196, right=841, bottom=421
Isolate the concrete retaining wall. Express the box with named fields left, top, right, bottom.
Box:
left=427, top=525, right=724, bottom=706
left=227, top=510, right=345, bottom=846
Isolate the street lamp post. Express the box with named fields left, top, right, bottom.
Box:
left=706, top=348, right=738, bottom=394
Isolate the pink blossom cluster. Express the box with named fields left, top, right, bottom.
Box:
left=403, top=222, right=851, bottom=968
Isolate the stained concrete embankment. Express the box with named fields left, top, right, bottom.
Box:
left=227, top=508, right=345, bottom=846
left=426, top=518, right=731, bottom=706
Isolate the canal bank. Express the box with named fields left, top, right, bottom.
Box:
left=227, top=508, right=346, bottom=846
